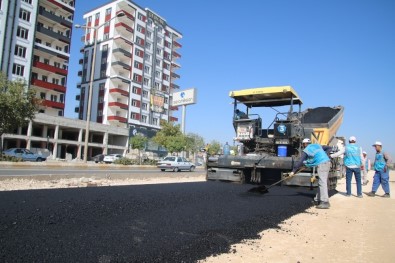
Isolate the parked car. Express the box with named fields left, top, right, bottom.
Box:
left=157, top=156, right=195, bottom=172
left=103, top=154, right=122, bottom=164
left=91, top=154, right=105, bottom=163
left=2, top=148, right=46, bottom=162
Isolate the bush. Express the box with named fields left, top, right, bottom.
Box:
left=0, top=155, right=22, bottom=162
left=114, top=157, right=134, bottom=165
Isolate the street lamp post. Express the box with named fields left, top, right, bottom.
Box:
left=75, top=12, right=125, bottom=162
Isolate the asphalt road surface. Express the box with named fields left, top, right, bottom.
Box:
left=0, top=180, right=324, bottom=262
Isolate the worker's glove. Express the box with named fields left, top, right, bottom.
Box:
left=288, top=172, right=295, bottom=177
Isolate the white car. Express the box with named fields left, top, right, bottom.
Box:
left=103, top=154, right=122, bottom=164
left=157, top=156, right=195, bottom=172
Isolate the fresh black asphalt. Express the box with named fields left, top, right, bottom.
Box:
left=0, top=181, right=325, bottom=262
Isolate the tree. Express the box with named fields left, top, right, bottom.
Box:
left=0, top=73, right=39, bottom=151
left=129, top=134, right=148, bottom=164
left=207, top=140, right=221, bottom=155
left=185, top=133, right=205, bottom=161
left=152, top=120, right=186, bottom=154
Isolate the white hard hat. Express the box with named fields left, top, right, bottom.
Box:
left=349, top=136, right=357, bottom=142
left=302, top=138, right=311, bottom=144
left=372, top=141, right=382, bottom=146
left=363, top=151, right=367, bottom=154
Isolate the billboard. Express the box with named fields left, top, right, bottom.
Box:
left=172, top=88, right=197, bottom=106
left=150, top=94, right=165, bottom=113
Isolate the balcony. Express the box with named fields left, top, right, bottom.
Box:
left=108, top=115, right=127, bottom=123
left=33, top=61, right=67, bottom=76
left=31, top=78, right=66, bottom=93
left=114, top=36, right=133, bottom=49
left=170, top=116, right=178, bottom=122
left=117, top=10, right=134, bottom=21
left=113, top=48, right=132, bottom=58
left=38, top=7, right=72, bottom=28
left=36, top=25, right=71, bottom=44
left=115, top=22, right=134, bottom=37
left=79, top=58, right=83, bottom=64
left=111, top=61, right=131, bottom=71
left=172, top=72, right=180, bottom=79
left=173, top=51, right=181, bottom=59
left=171, top=83, right=180, bottom=89
left=76, top=95, right=80, bottom=100
left=170, top=106, right=179, bottom=111
left=47, top=0, right=75, bottom=14
left=173, top=41, right=182, bottom=48
left=41, top=100, right=65, bottom=109
left=110, top=88, right=129, bottom=96
left=108, top=101, right=128, bottom=109
left=78, top=70, right=82, bottom=76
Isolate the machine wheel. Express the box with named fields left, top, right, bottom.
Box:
left=36, top=158, right=43, bottom=162
left=161, top=169, right=165, bottom=172
left=174, top=167, right=179, bottom=172
left=189, top=166, right=195, bottom=172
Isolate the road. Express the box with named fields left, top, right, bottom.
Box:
left=0, top=178, right=321, bottom=262
left=0, top=166, right=204, bottom=180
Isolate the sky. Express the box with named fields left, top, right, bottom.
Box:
left=65, top=0, right=395, bottom=159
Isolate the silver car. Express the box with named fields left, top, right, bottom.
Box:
left=103, top=154, right=122, bottom=164
left=157, top=156, right=195, bottom=172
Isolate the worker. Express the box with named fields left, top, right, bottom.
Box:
left=366, top=142, right=392, bottom=198
left=361, top=151, right=371, bottom=186
left=331, top=136, right=364, bottom=198
left=290, top=138, right=332, bottom=209
left=235, top=109, right=248, bottom=119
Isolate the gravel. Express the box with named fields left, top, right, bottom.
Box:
left=0, top=181, right=317, bottom=262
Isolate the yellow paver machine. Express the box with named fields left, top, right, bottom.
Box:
left=206, top=86, right=345, bottom=188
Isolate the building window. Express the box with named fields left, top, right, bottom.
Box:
left=157, top=37, right=163, bottom=45
left=147, top=31, right=152, bottom=39
left=135, top=48, right=143, bottom=58
left=143, top=90, right=148, bottom=98
left=131, top=100, right=138, bottom=107
left=155, top=71, right=161, bottom=78
left=132, top=86, right=138, bottom=94
left=141, top=115, right=147, bottom=123
left=137, top=13, right=144, bottom=21
left=12, top=64, right=24, bottom=76
left=105, top=7, right=112, bottom=15
left=87, top=16, right=92, bottom=23
left=95, top=12, right=100, bottom=20
left=144, top=65, right=150, bottom=74
left=16, top=26, right=29, bottom=39
left=137, top=25, right=144, bottom=33
left=145, top=42, right=151, bottom=50
left=99, top=97, right=104, bottom=103
left=143, top=78, right=149, bottom=86
left=154, top=82, right=160, bottom=90
left=103, top=33, right=109, bottom=40
left=19, top=9, right=31, bottom=22
left=152, top=118, right=158, bottom=126
left=133, top=74, right=141, bottom=83
left=144, top=53, right=151, bottom=61
left=142, top=103, right=147, bottom=111
left=164, top=97, right=169, bottom=104
left=100, top=70, right=106, bottom=78
left=58, top=110, right=63, bottom=117
left=14, top=45, right=27, bottom=58
left=134, top=61, right=141, bottom=69
left=147, top=19, right=153, bottom=27
left=130, top=113, right=137, bottom=119
left=22, top=0, right=33, bottom=3
left=40, top=92, right=46, bottom=99
left=156, top=48, right=162, bottom=55
left=99, top=83, right=105, bottom=90
left=155, top=59, right=160, bottom=67
left=103, top=44, right=108, bottom=51
left=50, top=94, right=58, bottom=102
left=98, top=110, right=103, bottom=116
left=136, top=37, right=144, bottom=46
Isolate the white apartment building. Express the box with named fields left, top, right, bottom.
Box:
left=0, top=0, right=75, bottom=117
left=76, top=0, right=182, bottom=137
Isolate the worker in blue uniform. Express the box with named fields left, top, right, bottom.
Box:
left=367, top=141, right=392, bottom=198
left=291, top=138, right=332, bottom=209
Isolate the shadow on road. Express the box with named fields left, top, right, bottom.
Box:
left=0, top=181, right=330, bottom=262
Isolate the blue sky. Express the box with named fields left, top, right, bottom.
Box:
left=66, top=0, right=395, bottom=159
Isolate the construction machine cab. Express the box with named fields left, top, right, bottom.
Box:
left=231, top=86, right=303, bottom=156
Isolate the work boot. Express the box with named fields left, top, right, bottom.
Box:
left=311, top=200, right=320, bottom=206
left=366, top=192, right=376, bottom=197
left=382, top=193, right=390, bottom=198
left=316, top=202, right=330, bottom=209
left=357, top=195, right=363, bottom=198
left=363, top=180, right=369, bottom=186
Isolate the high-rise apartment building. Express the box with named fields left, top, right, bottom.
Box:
left=0, top=0, right=75, bottom=117
left=76, top=0, right=182, bottom=135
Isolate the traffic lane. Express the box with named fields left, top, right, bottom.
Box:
left=0, top=181, right=322, bottom=262
left=0, top=167, right=204, bottom=178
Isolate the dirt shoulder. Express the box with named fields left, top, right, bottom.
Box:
left=201, top=170, right=395, bottom=263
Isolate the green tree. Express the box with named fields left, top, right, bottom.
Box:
left=185, top=133, right=205, bottom=162
left=0, top=73, right=39, bottom=151
left=207, top=140, right=221, bottom=155
left=129, top=134, right=148, bottom=164
left=153, top=120, right=185, bottom=154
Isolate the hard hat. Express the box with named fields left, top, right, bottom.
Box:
left=372, top=141, right=382, bottom=146
left=349, top=136, right=357, bottom=142
left=302, top=138, right=311, bottom=144
left=363, top=151, right=367, bottom=154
